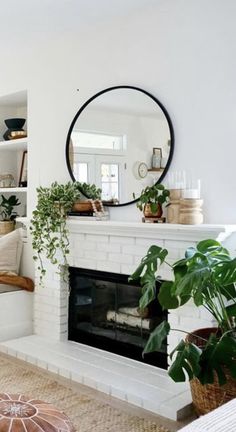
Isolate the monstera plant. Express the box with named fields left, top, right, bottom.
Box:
left=129, top=239, right=236, bottom=414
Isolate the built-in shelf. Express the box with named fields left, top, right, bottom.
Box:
left=0, top=137, right=27, bottom=151
left=0, top=187, right=27, bottom=193
left=148, top=168, right=164, bottom=172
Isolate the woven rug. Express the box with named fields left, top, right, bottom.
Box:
left=0, top=354, right=171, bottom=432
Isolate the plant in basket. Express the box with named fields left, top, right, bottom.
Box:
left=72, top=182, right=103, bottom=214
left=0, top=195, right=21, bottom=234
left=129, top=239, right=236, bottom=415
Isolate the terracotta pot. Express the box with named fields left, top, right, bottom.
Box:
left=72, top=200, right=101, bottom=213
left=143, top=203, right=163, bottom=218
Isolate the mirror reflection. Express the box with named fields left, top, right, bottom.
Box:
left=66, top=86, right=174, bottom=206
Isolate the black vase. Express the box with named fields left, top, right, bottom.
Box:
left=3, top=118, right=26, bottom=140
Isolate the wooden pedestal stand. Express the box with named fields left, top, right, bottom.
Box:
left=142, top=216, right=166, bottom=223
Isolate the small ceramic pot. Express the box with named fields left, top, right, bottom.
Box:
left=143, top=203, right=163, bottom=218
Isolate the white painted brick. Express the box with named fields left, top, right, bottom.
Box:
left=86, top=234, right=109, bottom=243
left=121, top=264, right=137, bottom=275
left=122, top=244, right=147, bottom=256
left=108, top=253, right=133, bottom=264
left=70, top=248, right=84, bottom=258
left=168, top=314, right=180, bottom=328
left=67, top=255, right=74, bottom=266
left=70, top=233, right=85, bottom=243
left=99, top=242, right=121, bottom=253
left=110, top=236, right=135, bottom=245
left=97, top=261, right=120, bottom=273
left=34, top=303, right=55, bottom=314
left=74, top=257, right=97, bottom=269
left=81, top=241, right=96, bottom=251
left=179, top=316, right=212, bottom=333
left=84, top=250, right=107, bottom=260
left=135, top=238, right=164, bottom=248
left=173, top=304, right=200, bottom=319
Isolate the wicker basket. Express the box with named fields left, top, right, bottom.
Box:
left=0, top=221, right=14, bottom=235
left=187, top=328, right=236, bottom=416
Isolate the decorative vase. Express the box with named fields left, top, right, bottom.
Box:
left=179, top=199, right=203, bottom=224
left=167, top=189, right=183, bottom=224
left=3, top=118, right=26, bottom=141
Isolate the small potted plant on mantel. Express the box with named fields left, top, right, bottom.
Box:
left=129, top=239, right=236, bottom=416
left=72, top=182, right=102, bottom=214
left=0, top=195, right=21, bottom=234
left=134, top=183, right=170, bottom=220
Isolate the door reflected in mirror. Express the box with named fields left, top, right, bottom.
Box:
left=66, top=86, right=174, bottom=206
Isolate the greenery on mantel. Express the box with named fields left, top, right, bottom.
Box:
left=77, top=182, right=102, bottom=200
left=30, top=181, right=81, bottom=284
left=134, top=183, right=170, bottom=213
left=129, top=239, right=236, bottom=386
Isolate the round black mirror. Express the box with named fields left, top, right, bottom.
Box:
left=66, top=86, right=174, bottom=206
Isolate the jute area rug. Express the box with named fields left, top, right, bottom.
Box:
left=0, top=354, right=171, bottom=432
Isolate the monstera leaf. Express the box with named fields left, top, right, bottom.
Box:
left=143, top=321, right=170, bottom=355
left=129, top=245, right=168, bottom=282
left=169, top=340, right=201, bottom=382
left=198, top=333, right=236, bottom=385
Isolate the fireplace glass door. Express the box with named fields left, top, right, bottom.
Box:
left=68, top=267, right=167, bottom=369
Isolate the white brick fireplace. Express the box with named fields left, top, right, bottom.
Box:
left=34, top=220, right=236, bottom=353
left=2, top=221, right=236, bottom=420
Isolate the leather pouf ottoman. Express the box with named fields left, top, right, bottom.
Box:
left=0, top=393, right=75, bottom=431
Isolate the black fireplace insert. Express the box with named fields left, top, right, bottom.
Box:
left=68, top=267, right=168, bottom=369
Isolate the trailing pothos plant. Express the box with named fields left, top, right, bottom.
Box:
left=30, top=182, right=81, bottom=284
left=129, top=239, right=236, bottom=385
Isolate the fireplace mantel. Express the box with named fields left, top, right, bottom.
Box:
left=67, top=219, right=236, bottom=242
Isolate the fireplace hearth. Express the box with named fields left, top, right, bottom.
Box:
left=68, top=267, right=168, bottom=368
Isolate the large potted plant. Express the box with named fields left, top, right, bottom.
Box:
left=30, top=181, right=81, bottom=284
left=134, top=184, right=170, bottom=218
left=0, top=195, right=21, bottom=234
left=129, top=239, right=236, bottom=415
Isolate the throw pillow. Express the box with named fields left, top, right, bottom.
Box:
left=0, top=228, right=23, bottom=275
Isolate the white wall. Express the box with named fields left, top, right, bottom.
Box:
left=0, top=0, right=235, bottom=223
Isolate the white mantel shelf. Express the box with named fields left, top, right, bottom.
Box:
left=67, top=219, right=236, bottom=242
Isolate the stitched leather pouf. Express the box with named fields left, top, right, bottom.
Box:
left=0, top=393, right=75, bottom=431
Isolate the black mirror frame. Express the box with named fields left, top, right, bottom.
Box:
left=65, top=85, right=174, bottom=207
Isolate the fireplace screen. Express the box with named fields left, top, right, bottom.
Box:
left=68, top=267, right=167, bottom=369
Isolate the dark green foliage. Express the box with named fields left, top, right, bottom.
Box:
left=75, top=182, right=102, bottom=200
left=130, top=238, right=236, bottom=385
left=134, top=184, right=170, bottom=212
left=0, top=195, right=21, bottom=221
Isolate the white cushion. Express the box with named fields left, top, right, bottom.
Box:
left=0, top=228, right=23, bottom=275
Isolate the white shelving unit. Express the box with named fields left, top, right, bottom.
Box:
left=0, top=187, right=27, bottom=193
left=0, top=137, right=27, bottom=151
left=0, top=90, right=28, bottom=218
